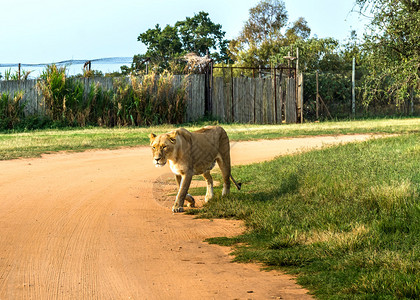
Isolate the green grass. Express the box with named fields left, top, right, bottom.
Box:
left=0, top=118, right=419, bottom=160
left=191, top=133, right=420, bottom=299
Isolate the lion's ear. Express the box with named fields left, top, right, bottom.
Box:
left=149, top=133, right=156, bottom=145
left=168, top=131, right=177, bottom=144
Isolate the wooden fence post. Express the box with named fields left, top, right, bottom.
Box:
left=316, top=71, right=319, bottom=120
left=210, top=60, right=214, bottom=116
left=352, top=57, right=356, bottom=117
left=230, top=66, right=234, bottom=122
left=298, top=73, right=304, bottom=123
left=273, top=66, right=277, bottom=123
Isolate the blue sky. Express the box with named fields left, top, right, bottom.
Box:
left=0, top=0, right=367, bottom=66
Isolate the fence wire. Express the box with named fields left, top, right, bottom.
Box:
left=0, top=57, right=133, bottom=68
left=0, top=57, right=133, bottom=79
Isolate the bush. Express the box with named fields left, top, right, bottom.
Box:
left=303, top=72, right=353, bottom=120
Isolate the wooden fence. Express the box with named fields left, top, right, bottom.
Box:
left=0, top=73, right=302, bottom=124
left=211, top=76, right=296, bottom=123
left=0, top=77, right=119, bottom=116
left=210, top=67, right=302, bottom=124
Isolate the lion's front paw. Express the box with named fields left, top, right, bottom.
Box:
left=172, top=206, right=185, bottom=213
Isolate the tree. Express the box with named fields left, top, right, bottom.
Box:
left=134, top=11, right=230, bottom=73
left=239, top=0, right=288, bottom=46
left=340, top=30, right=363, bottom=68
left=229, top=0, right=288, bottom=66
left=138, top=24, right=183, bottom=60
left=175, top=11, right=230, bottom=62
left=229, top=0, right=311, bottom=68
left=285, top=17, right=311, bottom=44
left=356, top=0, right=420, bottom=107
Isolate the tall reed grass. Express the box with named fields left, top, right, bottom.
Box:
left=0, top=92, right=25, bottom=129
left=32, top=64, right=188, bottom=129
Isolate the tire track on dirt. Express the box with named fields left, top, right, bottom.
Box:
left=0, top=135, right=382, bottom=299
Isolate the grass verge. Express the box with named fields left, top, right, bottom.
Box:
left=0, top=118, right=419, bottom=160
left=191, top=133, right=420, bottom=299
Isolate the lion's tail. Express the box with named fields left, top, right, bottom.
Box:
left=230, top=175, right=242, bottom=191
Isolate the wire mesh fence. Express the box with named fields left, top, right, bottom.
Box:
left=0, top=57, right=133, bottom=79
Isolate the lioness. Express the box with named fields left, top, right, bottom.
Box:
left=149, top=126, right=241, bottom=213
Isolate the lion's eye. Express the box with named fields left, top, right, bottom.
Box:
left=152, top=146, right=156, bottom=150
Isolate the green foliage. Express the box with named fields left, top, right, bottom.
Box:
left=37, top=64, right=70, bottom=121
left=2, top=68, right=33, bottom=80
left=31, top=65, right=188, bottom=129
left=138, top=24, right=184, bottom=60
left=285, top=17, right=311, bottom=43
left=135, top=11, right=230, bottom=73
left=239, top=0, right=288, bottom=45
left=229, top=0, right=311, bottom=67
left=270, top=37, right=343, bottom=72
left=357, top=0, right=420, bottom=108
left=303, top=72, right=353, bottom=120
left=200, top=134, right=420, bottom=299
left=112, top=72, right=187, bottom=126
left=0, top=92, right=26, bottom=129
left=175, top=11, right=230, bottom=62
left=75, top=69, right=104, bottom=78
left=227, top=0, right=419, bottom=113
left=37, top=64, right=91, bottom=125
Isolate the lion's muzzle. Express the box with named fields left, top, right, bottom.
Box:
left=154, top=157, right=166, bottom=167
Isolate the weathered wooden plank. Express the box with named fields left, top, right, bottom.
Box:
left=298, top=73, right=304, bottom=123
left=243, top=77, right=249, bottom=123
left=190, top=74, right=205, bottom=121
left=262, top=78, right=268, bottom=124
left=212, top=77, right=218, bottom=118
left=235, top=77, right=241, bottom=122
left=247, top=78, right=255, bottom=124
left=233, top=77, right=238, bottom=122
left=276, top=77, right=283, bottom=124
left=254, top=78, right=263, bottom=124
left=194, top=76, right=199, bottom=120
left=192, top=75, right=199, bottom=121
left=241, top=77, right=247, bottom=123
left=267, top=77, right=273, bottom=124
left=285, top=77, right=297, bottom=123
left=236, top=77, right=243, bottom=123
left=201, top=75, right=205, bottom=119
left=215, top=77, right=225, bottom=121
left=185, top=75, right=195, bottom=122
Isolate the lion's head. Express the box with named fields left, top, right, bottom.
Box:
left=149, top=131, right=177, bottom=167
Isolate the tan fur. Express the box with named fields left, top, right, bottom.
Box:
left=149, top=126, right=236, bottom=213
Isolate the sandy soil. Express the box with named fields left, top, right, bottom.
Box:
left=0, top=134, right=380, bottom=299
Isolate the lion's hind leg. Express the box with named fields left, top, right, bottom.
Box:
left=216, top=157, right=231, bottom=196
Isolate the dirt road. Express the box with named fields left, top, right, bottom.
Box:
left=0, top=134, right=378, bottom=299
